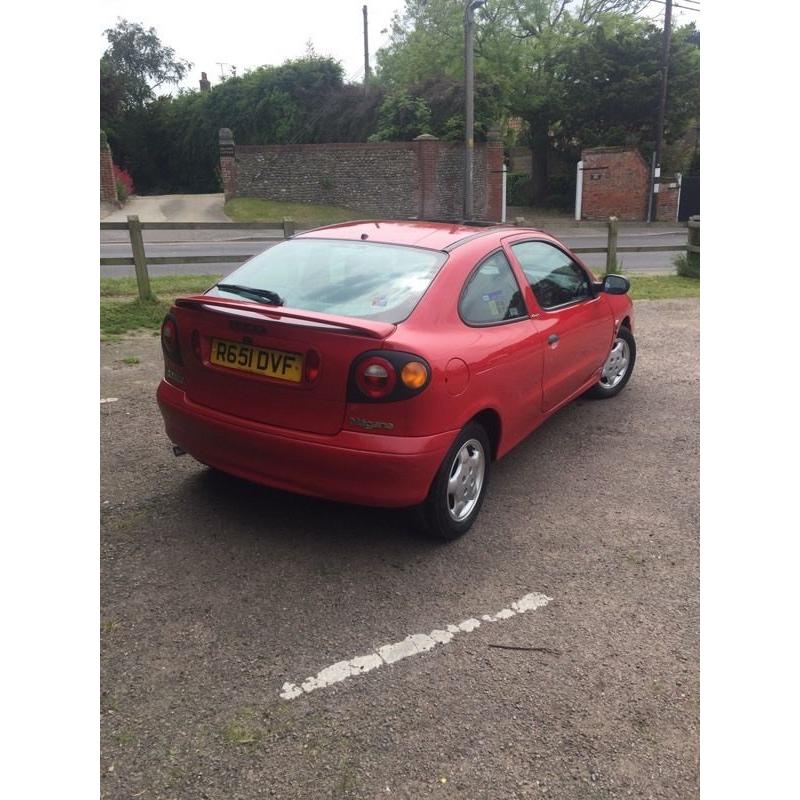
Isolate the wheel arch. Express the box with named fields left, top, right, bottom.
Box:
left=470, top=408, right=502, bottom=461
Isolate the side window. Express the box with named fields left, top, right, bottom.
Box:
left=511, top=241, right=592, bottom=310
left=459, top=251, right=527, bottom=325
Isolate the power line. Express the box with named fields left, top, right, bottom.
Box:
left=648, top=0, right=700, bottom=11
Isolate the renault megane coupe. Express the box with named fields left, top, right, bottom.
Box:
left=157, top=220, right=635, bottom=539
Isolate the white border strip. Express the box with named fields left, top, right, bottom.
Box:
left=280, top=592, right=552, bottom=700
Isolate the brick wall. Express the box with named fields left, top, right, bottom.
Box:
left=100, top=136, right=116, bottom=204
left=220, top=129, right=502, bottom=221
left=656, top=180, right=680, bottom=222
left=580, top=147, right=650, bottom=221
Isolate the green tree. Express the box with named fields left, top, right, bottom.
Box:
left=558, top=16, right=700, bottom=158
left=373, top=1, right=696, bottom=206
left=108, top=55, right=384, bottom=194
left=369, top=91, right=433, bottom=140
left=100, top=19, right=192, bottom=125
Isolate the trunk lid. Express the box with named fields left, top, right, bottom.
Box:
left=171, top=296, right=395, bottom=436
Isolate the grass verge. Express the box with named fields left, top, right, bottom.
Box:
left=100, top=274, right=221, bottom=298
left=100, top=275, right=221, bottom=338
left=100, top=273, right=698, bottom=337
left=225, top=197, right=374, bottom=226
left=626, top=274, right=699, bottom=300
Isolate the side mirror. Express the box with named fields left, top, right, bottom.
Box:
left=602, top=274, right=630, bottom=295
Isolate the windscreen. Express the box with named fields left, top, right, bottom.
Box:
left=208, top=239, right=448, bottom=323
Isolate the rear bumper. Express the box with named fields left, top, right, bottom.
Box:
left=156, top=380, right=456, bottom=508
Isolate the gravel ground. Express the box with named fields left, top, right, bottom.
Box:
left=100, top=298, right=699, bottom=799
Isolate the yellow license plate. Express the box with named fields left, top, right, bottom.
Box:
left=209, top=338, right=303, bottom=383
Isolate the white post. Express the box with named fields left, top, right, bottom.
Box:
left=674, top=171, right=682, bottom=224
left=574, top=160, right=583, bottom=221
left=501, top=163, right=507, bottom=223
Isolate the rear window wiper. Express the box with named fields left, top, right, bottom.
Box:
left=216, top=283, right=284, bottom=306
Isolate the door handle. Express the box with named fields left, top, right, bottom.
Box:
left=547, top=334, right=559, bottom=345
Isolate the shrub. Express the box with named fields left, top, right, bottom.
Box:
left=113, top=164, right=135, bottom=197
left=675, top=252, right=700, bottom=278
left=115, top=179, right=128, bottom=203
left=506, top=172, right=530, bottom=206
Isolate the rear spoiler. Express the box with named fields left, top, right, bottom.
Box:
left=174, top=295, right=397, bottom=340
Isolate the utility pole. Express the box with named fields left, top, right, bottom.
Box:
left=649, top=0, right=673, bottom=222
left=463, top=0, right=486, bottom=220
left=363, top=5, right=371, bottom=93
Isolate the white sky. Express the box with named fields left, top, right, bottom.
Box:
left=99, top=0, right=699, bottom=94
left=99, top=0, right=405, bottom=92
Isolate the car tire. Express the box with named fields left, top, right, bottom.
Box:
left=586, top=325, right=636, bottom=399
left=417, top=422, right=491, bottom=541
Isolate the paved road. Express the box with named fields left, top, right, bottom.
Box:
left=101, top=298, right=699, bottom=799
left=100, top=230, right=685, bottom=278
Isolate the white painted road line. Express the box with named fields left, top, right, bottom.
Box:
left=279, top=592, right=552, bottom=700
left=100, top=398, right=119, bottom=404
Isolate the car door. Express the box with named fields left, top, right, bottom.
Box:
left=458, top=248, right=545, bottom=448
left=505, top=239, right=614, bottom=412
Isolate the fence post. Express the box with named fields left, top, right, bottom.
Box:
left=283, top=217, right=296, bottom=238
left=127, top=215, right=153, bottom=301
left=687, top=215, right=700, bottom=277
left=605, top=216, right=619, bottom=274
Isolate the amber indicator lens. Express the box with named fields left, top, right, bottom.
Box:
left=400, top=361, right=428, bottom=389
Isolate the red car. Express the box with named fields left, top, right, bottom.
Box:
left=157, top=220, right=635, bottom=539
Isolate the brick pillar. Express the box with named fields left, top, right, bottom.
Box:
left=219, top=128, right=236, bottom=200
left=485, top=126, right=504, bottom=222
left=414, top=133, right=439, bottom=219
left=199, top=71, right=211, bottom=92
left=656, top=175, right=680, bottom=222
left=100, top=131, right=116, bottom=204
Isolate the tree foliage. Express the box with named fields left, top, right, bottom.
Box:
left=100, top=7, right=699, bottom=202
left=105, top=51, right=385, bottom=194
left=101, top=19, right=192, bottom=122
left=375, top=0, right=699, bottom=204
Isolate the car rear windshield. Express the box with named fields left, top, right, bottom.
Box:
left=208, top=238, right=448, bottom=323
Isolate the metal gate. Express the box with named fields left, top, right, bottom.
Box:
left=678, top=175, right=700, bottom=221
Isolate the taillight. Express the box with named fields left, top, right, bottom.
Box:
left=349, top=351, right=430, bottom=403
left=400, top=360, right=428, bottom=390
left=160, top=314, right=182, bottom=364
left=356, top=356, right=397, bottom=400
left=304, top=349, right=321, bottom=383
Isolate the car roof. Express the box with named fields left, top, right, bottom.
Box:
left=297, top=219, right=523, bottom=251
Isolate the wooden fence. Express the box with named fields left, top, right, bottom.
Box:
left=556, top=214, right=699, bottom=275
left=101, top=214, right=699, bottom=301
left=100, top=215, right=295, bottom=300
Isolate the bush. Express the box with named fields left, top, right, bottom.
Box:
left=113, top=164, right=135, bottom=200
left=675, top=252, right=700, bottom=278
left=506, top=172, right=530, bottom=206
left=546, top=175, right=576, bottom=211
left=505, top=172, right=576, bottom=210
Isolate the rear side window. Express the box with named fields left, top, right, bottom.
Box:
left=511, top=241, right=592, bottom=309
left=459, top=251, right=527, bottom=325
left=209, top=239, right=447, bottom=323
